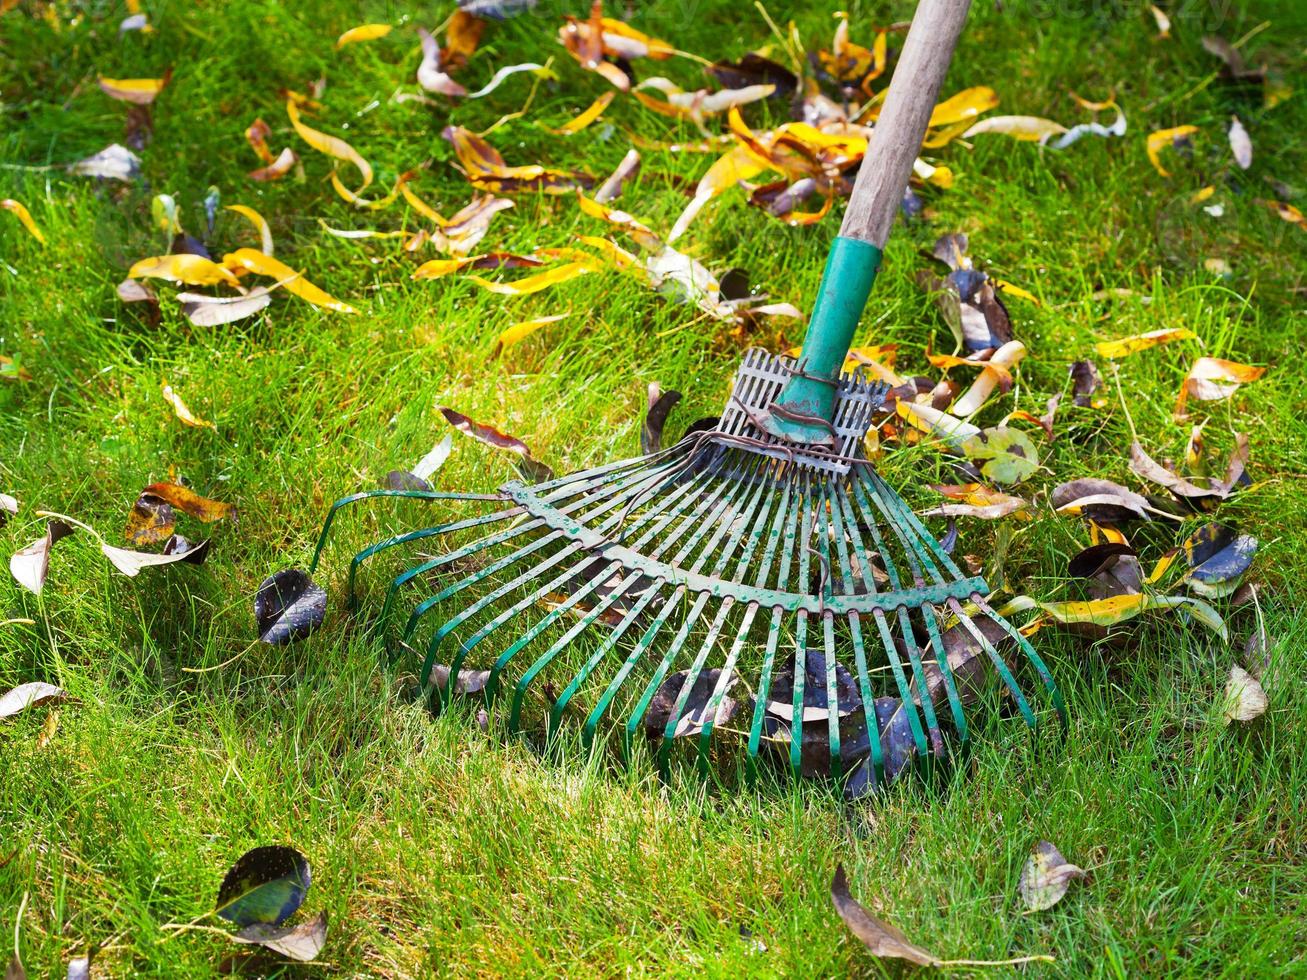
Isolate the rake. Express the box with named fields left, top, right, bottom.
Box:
left=309, top=0, right=1065, bottom=789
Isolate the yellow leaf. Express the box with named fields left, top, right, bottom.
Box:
left=98, top=73, right=169, bottom=105
left=1095, top=327, right=1196, bottom=359
left=128, top=254, right=240, bottom=287
left=668, top=143, right=767, bottom=242
left=468, top=262, right=595, bottom=296
left=928, top=86, right=999, bottom=127
left=1146, top=125, right=1198, bottom=177
left=335, top=23, right=392, bottom=49
left=0, top=199, right=45, bottom=244
left=222, top=248, right=357, bottom=313
left=1039, top=594, right=1226, bottom=639
left=225, top=204, right=273, bottom=256
left=411, top=257, right=476, bottom=280
left=286, top=99, right=373, bottom=197
left=994, top=280, right=1039, bottom=304
left=1191, top=185, right=1216, bottom=203
left=1175, top=356, right=1264, bottom=416
left=553, top=91, right=616, bottom=135
left=161, top=380, right=216, bottom=430
left=494, top=314, right=570, bottom=355
left=1263, top=199, right=1305, bottom=228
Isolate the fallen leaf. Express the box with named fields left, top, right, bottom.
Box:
left=0, top=682, right=66, bottom=720
left=232, top=911, right=328, bottom=962
left=124, top=492, right=174, bottom=545
left=552, top=91, right=616, bottom=135
left=1039, top=593, right=1226, bottom=640
left=437, top=405, right=554, bottom=482
left=161, top=380, right=216, bottom=430
left=644, top=668, right=738, bottom=739
left=69, top=143, right=141, bottom=181
left=467, top=261, right=595, bottom=295
left=0, top=200, right=46, bottom=244
left=1175, top=357, right=1264, bottom=417
left=129, top=253, right=240, bottom=287
left=1149, top=4, right=1170, bottom=37
left=443, top=125, right=592, bottom=194
left=139, top=483, right=234, bottom=523
left=594, top=148, right=641, bottom=202
left=1095, top=327, right=1196, bottom=359
left=249, top=147, right=298, bottom=182
left=336, top=23, right=391, bottom=48
left=1019, top=841, right=1086, bottom=911
left=226, top=204, right=274, bottom=255
left=1228, top=116, right=1252, bottom=169
left=9, top=520, right=74, bottom=595
left=217, top=846, right=311, bottom=927
left=417, top=26, right=467, bottom=97
left=255, top=569, right=327, bottom=645
left=1223, top=665, right=1266, bottom=724
left=960, top=427, right=1040, bottom=484
left=286, top=99, right=373, bottom=201
left=962, top=115, right=1068, bottom=141
left=831, top=866, right=940, bottom=967
left=1183, top=523, right=1257, bottom=597
left=411, top=434, right=454, bottom=481
left=1146, top=125, right=1197, bottom=177
left=1052, top=477, right=1170, bottom=523
left=493, top=313, right=569, bottom=355
left=223, top=249, right=357, bottom=314
left=179, top=287, right=275, bottom=326
left=642, top=384, right=682, bottom=455
left=100, top=541, right=212, bottom=577
left=98, top=72, right=169, bottom=105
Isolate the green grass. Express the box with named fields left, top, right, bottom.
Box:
left=2, top=0, right=1306, bottom=975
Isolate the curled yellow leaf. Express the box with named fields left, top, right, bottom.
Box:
left=553, top=91, right=616, bottom=135
left=98, top=73, right=169, bottom=105
left=336, top=23, right=392, bottom=48
left=128, top=254, right=240, bottom=287
left=1146, top=125, right=1198, bottom=177
left=222, top=248, right=357, bottom=313
left=412, top=257, right=476, bottom=280
left=286, top=99, right=373, bottom=196
left=1, top=199, right=45, bottom=244
left=494, top=314, right=570, bottom=355
left=225, top=204, right=274, bottom=255
left=161, top=380, right=216, bottom=430
left=468, top=262, right=595, bottom=296
left=1095, top=327, right=1196, bottom=359
left=928, top=86, right=999, bottom=127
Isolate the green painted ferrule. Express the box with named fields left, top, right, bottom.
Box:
left=760, top=236, right=882, bottom=445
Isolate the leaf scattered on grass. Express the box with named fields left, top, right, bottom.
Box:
left=98, top=73, right=169, bottom=105
left=1146, top=125, right=1197, bottom=177
left=161, top=380, right=216, bottom=429
left=179, top=287, right=274, bottom=326
left=1183, top=523, right=1257, bottom=597
left=232, top=911, right=328, bottom=962
left=644, top=668, right=738, bottom=739
left=0, top=200, right=45, bottom=244
left=9, top=520, right=74, bottom=595
left=336, top=23, right=391, bottom=48
left=216, top=846, right=311, bottom=927
left=437, top=405, right=554, bottom=482
left=69, top=144, right=141, bottom=181
left=1095, top=327, right=1196, bottom=359
left=255, top=570, right=326, bottom=645
left=831, top=866, right=940, bottom=967
left=1223, top=665, right=1267, bottom=724
left=223, top=248, right=357, bottom=314
left=642, top=384, right=682, bottom=455
left=1175, top=357, right=1264, bottom=418
left=960, top=427, right=1040, bottom=485
left=429, top=664, right=492, bottom=695
left=129, top=253, right=240, bottom=287
left=1228, top=116, right=1252, bottom=169
left=493, top=313, right=570, bottom=355
left=0, top=682, right=66, bottom=720
left=1019, top=840, right=1086, bottom=911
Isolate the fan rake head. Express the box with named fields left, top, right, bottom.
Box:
left=310, top=349, right=1065, bottom=793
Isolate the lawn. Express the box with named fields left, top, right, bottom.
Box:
left=1, top=0, right=1305, bottom=975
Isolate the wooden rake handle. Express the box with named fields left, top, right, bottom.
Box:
left=841, top=0, right=972, bottom=246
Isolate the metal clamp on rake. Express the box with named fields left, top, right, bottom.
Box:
left=308, top=0, right=1065, bottom=793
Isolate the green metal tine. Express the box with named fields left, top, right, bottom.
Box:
left=945, top=596, right=1038, bottom=728
left=309, top=488, right=507, bottom=575
left=401, top=452, right=696, bottom=675
left=498, top=460, right=722, bottom=730
left=695, top=467, right=794, bottom=777
left=814, top=480, right=842, bottom=779
left=848, top=473, right=942, bottom=761
left=746, top=467, right=803, bottom=779
left=654, top=461, right=781, bottom=777
left=972, top=597, right=1067, bottom=726
left=828, top=483, right=887, bottom=785
left=420, top=453, right=717, bottom=697
left=584, top=453, right=767, bottom=755
left=789, top=472, right=816, bottom=780
left=624, top=455, right=775, bottom=764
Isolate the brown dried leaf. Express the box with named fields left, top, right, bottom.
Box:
left=831, top=866, right=940, bottom=967
left=1019, top=840, right=1086, bottom=911
left=437, top=406, right=554, bottom=483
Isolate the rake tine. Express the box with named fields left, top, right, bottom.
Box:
left=789, top=472, right=816, bottom=780
left=400, top=452, right=703, bottom=665
left=585, top=452, right=767, bottom=751
left=488, top=462, right=718, bottom=720
left=945, top=596, right=1038, bottom=729
left=310, top=488, right=507, bottom=575
left=746, top=473, right=803, bottom=782
left=973, top=597, right=1068, bottom=728
left=848, top=474, right=940, bottom=762
left=814, top=479, right=843, bottom=780
left=654, top=463, right=781, bottom=777
left=829, top=484, right=887, bottom=785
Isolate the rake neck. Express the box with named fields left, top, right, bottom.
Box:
left=759, top=0, right=972, bottom=446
